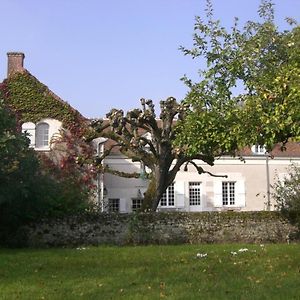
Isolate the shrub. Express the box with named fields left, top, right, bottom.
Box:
left=273, top=164, right=300, bottom=229
left=0, top=100, right=92, bottom=246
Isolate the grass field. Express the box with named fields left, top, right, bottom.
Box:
left=0, top=243, right=300, bottom=299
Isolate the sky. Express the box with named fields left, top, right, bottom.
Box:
left=0, top=0, right=299, bottom=118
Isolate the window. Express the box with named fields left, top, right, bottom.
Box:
left=222, top=182, right=235, bottom=206
left=251, top=144, right=266, bottom=155
left=36, top=122, right=49, bottom=148
left=189, top=182, right=201, bottom=206
left=108, top=198, right=120, bottom=213
left=21, top=119, right=61, bottom=150
left=160, top=183, right=175, bottom=207
left=132, top=198, right=143, bottom=212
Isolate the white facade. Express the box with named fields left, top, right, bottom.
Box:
left=100, top=153, right=299, bottom=213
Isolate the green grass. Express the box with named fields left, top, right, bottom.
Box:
left=0, top=244, right=300, bottom=299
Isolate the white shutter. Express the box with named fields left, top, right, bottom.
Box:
left=175, top=181, right=185, bottom=208
left=22, top=122, right=36, bottom=147
left=235, top=180, right=246, bottom=207
left=213, top=180, right=222, bottom=207
left=119, top=198, right=127, bottom=213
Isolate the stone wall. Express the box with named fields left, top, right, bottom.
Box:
left=24, top=212, right=297, bottom=247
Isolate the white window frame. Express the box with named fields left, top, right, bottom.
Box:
left=160, top=183, right=175, bottom=207
left=132, top=198, right=143, bottom=212
left=222, top=181, right=236, bottom=206
left=21, top=118, right=62, bottom=151
left=251, top=145, right=266, bottom=155
left=108, top=198, right=120, bottom=213
left=189, top=182, right=201, bottom=206
left=35, top=122, right=50, bottom=149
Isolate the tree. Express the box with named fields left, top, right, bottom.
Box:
left=0, top=98, right=44, bottom=236
left=273, top=164, right=300, bottom=230
left=176, top=0, right=300, bottom=154
left=90, top=97, right=230, bottom=211
left=90, top=0, right=300, bottom=212
left=0, top=91, right=93, bottom=244
left=0, top=73, right=96, bottom=230
left=39, top=128, right=98, bottom=211
left=0, top=99, right=37, bottom=204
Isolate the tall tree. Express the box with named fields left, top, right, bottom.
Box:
left=90, top=97, right=232, bottom=211
left=90, top=0, right=300, bottom=212
left=0, top=97, right=43, bottom=235
left=0, top=88, right=93, bottom=243
left=176, top=0, right=300, bottom=154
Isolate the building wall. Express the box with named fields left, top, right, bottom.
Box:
left=102, top=154, right=299, bottom=213
left=104, top=156, right=148, bottom=212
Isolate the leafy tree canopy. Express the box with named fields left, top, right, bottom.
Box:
left=91, top=0, right=300, bottom=212
left=176, top=0, right=300, bottom=154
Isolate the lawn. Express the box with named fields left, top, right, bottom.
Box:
left=0, top=244, right=299, bottom=299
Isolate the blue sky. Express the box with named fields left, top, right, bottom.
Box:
left=1, top=0, right=299, bottom=118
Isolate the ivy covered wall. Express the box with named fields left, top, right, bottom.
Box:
left=1, top=72, right=87, bottom=133
left=0, top=67, right=97, bottom=200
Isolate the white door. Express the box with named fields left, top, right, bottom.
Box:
left=188, top=182, right=202, bottom=211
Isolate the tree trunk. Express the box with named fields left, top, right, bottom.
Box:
left=141, top=159, right=174, bottom=211
left=141, top=176, right=157, bottom=211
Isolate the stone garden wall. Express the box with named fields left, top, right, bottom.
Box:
left=24, top=212, right=297, bottom=247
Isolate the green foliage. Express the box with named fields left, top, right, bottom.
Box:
left=177, top=0, right=300, bottom=155
left=0, top=101, right=30, bottom=179
left=0, top=99, right=45, bottom=235
left=0, top=94, right=92, bottom=246
left=273, top=164, right=300, bottom=229
left=2, top=72, right=86, bottom=133
left=1, top=71, right=97, bottom=191
left=0, top=66, right=96, bottom=231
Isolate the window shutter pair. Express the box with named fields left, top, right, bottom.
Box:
left=213, top=180, right=246, bottom=208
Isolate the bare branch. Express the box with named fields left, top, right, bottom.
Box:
left=104, top=165, right=142, bottom=179
left=186, top=161, right=228, bottom=178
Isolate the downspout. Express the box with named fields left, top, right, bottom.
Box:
left=266, top=153, right=271, bottom=210
left=95, top=138, right=108, bottom=212
left=98, top=142, right=105, bottom=212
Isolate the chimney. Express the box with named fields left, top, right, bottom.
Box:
left=7, top=52, right=25, bottom=78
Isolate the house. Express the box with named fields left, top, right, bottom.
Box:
left=2, top=52, right=300, bottom=213
left=1, top=52, right=97, bottom=200
left=2, top=52, right=87, bottom=150
left=102, top=141, right=300, bottom=213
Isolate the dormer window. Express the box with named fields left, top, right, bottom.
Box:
left=21, top=118, right=61, bottom=151
left=36, top=122, right=50, bottom=148
left=251, top=145, right=266, bottom=155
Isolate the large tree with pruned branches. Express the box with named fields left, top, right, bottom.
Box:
left=90, top=97, right=239, bottom=211
left=89, top=0, right=300, bottom=212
